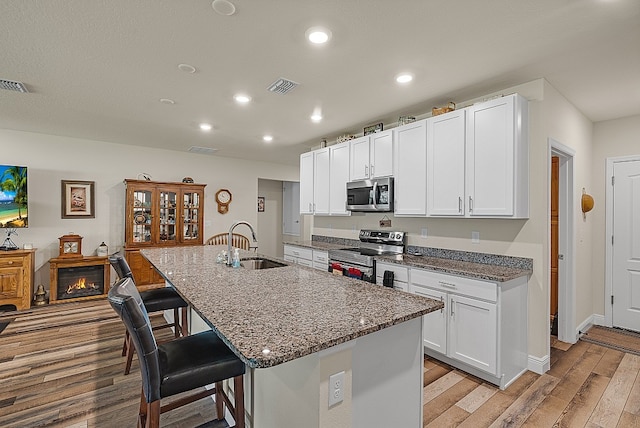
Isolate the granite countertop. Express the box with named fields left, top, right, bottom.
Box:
left=376, top=254, right=532, bottom=282
left=141, top=245, right=443, bottom=369
left=282, top=240, right=348, bottom=251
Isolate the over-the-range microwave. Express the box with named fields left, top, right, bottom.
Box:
left=346, top=177, right=394, bottom=212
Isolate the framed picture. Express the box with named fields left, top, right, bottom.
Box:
left=257, top=196, right=265, bottom=212
left=61, top=180, right=95, bottom=218
left=363, top=122, right=383, bottom=135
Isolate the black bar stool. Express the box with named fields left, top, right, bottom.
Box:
left=109, top=254, right=188, bottom=375
left=108, top=277, right=245, bottom=428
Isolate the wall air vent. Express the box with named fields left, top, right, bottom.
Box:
left=0, top=79, right=28, bottom=93
left=267, top=78, right=299, bottom=95
left=188, top=146, right=219, bottom=155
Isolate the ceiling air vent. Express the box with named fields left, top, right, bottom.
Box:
left=188, top=146, right=219, bottom=155
left=267, top=78, right=299, bottom=95
left=0, top=79, right=28, bottom=93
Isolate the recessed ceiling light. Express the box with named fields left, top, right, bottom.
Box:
left=234, top=94, right=252, bottom=104
left=263, top=135, right=273, bottom=142
left=211, top=0, right=236, bottom=16
left=306, top=26, right=332, bottom=44
left=395, top=73, right=414, bottom=84
left=178, top=63, right=196, bottom=74
left=310, top=114, right=323, bottom=123
left=199, top=123, right=212, bottom=131
left=159, top=98, right=175, bottom=105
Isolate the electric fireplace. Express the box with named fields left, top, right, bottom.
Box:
left=49, top=256, right=110, bottom=303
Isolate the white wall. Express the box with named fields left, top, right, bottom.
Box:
left=257, top=178, right=284, bottom=258
left=313, top=79, right=595, bottom=360
left=0, top=128, right=298, bottom=292
left=591, top=115, right=640, bottom=315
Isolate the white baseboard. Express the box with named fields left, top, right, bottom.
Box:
left=528, top=354, right=549, bottom=374
left=576, top=313, right=607, bottom=341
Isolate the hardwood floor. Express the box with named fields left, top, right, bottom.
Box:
left=2, top=300, right=640, bottom=427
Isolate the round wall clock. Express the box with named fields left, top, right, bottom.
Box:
left=58, top=234, right=83, bottom=258
left=215, top=189, right=232, bottom=214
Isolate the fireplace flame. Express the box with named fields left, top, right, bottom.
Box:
left=66, top=277, right=99, bottom=294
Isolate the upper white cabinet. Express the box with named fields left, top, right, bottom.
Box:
left=329, top=142, right=351, bottom=215
left=394, top=119, right=427, bottom=216
left=299, top=148, right=330, bottom=215
left=427, top=109, right=466, bottom=216
left=466, top=94, right=529, bottom=218
left=350, top=130, right=394, bottom=180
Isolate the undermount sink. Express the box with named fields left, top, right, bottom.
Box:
left=240, top=257, right=287, bottom=270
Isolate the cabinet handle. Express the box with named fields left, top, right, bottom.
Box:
left=469, top=196, right=473, bottom=212
left=458, top=197, right=462, bottom=213
left=7, top=261, right=14, bottom=265
left=309, top=203, right=313, bottom=212
left=451, top=299, right=455, bottom=317
left=365, top=165, right=368, bottom=176
left=370, top=165, right=374, bottom=176
left=440, top=296, right=444, bottom=314
left=439, top=281, right=457, bottom=288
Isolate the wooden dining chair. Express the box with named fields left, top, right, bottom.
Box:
left=108, top=277, right=245, bottom=428
left=205, top=233, right=256, bottom=251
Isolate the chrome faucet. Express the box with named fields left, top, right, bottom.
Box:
left=227, top=221, right=258, bottom=265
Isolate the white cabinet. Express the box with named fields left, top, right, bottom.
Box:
left=329, top=142, right=351, bottom=215
left=393, top=119, right=427, bottom=216
left=350, top=131, right=394, bottom=180
left=427, top=109, right=466, bottom=216
left=410, top=267, right=527, bottom=389
left=466, top=94, right=529, bottom=218
left=375, top=261, right=409, bottom=292
left=299, top=148, right=330, bottom=215
left=284, top=245, right=328, bottom=271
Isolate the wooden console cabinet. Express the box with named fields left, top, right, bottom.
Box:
left=0, top=249, right=35, bottom=311
left=124, top=179, right=206, bottom=288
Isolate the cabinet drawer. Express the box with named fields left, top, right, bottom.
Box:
left=297, top=258, right=313, bottom=268
left=313, top=250, right=328, bottom=264
left=376, top=262, right=409, bottom=283
left=283, top=255, right=297, bottom=264
left=411, top=268, right=497, bottom=302
left=0, top=257, right=24, bottom=269
left=284, top=245, right=313, bottom=261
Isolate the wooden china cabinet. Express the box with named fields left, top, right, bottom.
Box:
left=124, top=179, right=206, bottom=288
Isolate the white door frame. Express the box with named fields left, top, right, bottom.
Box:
left=605, top=155, right=640, bottom=326
left=549, top=139, right=576, bottom=343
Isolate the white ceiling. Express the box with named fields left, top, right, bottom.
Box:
left=1, top=0, right=639, bottom=165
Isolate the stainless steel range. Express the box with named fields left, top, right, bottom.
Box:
left=328, top=230, right=405, bottom=283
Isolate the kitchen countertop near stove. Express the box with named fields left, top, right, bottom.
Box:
left=376, top=253, right=532, bottom=282
left=282, top=240, right=352, bottom=251
left=141, top=245, right=443, bottom=369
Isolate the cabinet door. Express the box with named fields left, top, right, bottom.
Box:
left=313, top=148, right=330, bottom=215
left=299, top=152, right=314, bottom=214
left=157, top=187, right=178, bottom=244
left=394, top=120, right=427, bottom=216
left=370, top=130, right=393, bottom=178
left=466, top=95, right=515, bottom=216
left=427, top=110, right=466, bottom=216
left=412, top=286, right=447, bottom=354
left=448, top=294, right=497, bottom=375
left=349, top=136, right=371, bottom=180
left=128, top=186, right=154, bottom=245
left=329, top=142, right=351, bottom=215
left=181, top=188, right=203, bottom=243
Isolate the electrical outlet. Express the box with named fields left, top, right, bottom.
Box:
left=421, top=228, right=428, bottom=238
left=472, top=231, right=480, bottom=244
left=329, top=371, right=344, bottom=407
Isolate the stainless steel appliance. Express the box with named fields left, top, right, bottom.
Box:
left=328, top=229, right=405, bottom=283
left=346, top=177, right=394, bottom=212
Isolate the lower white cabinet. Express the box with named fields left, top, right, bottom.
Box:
left=283, top=244, right=328, bottom=271
left=410, top=267, right=527, bottom=390
left=375, top=262, right=409, bottom=292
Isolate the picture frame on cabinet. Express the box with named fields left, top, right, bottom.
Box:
left=257, top=196, right=265, bottom=212
left=61, top=180, right=95, bottom=218
left=363, top=122, right=383, bottom=135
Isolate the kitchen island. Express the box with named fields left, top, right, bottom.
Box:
left=142, top=245, right=442, bottom=428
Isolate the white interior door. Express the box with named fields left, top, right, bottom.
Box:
left=282, top=181, right=300, bottom=236
left=612, top=160, right=640, bottom=331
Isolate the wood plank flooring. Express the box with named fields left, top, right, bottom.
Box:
left=2, top=301, right=640, bottom=427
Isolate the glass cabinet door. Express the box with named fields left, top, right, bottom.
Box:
left=182, top=190, right=201, bottom=242
left=158, top=189, right=178, bottom=243
left=132, top=189, right=153, bottom=244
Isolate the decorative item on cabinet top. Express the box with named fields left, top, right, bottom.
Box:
left=432, top=101, right=456, bottom=116
left=398, top=116, right=416, bottom=126
left=58, top=233, right=83, bottom=258
left=336, top=134, right=356, bottom=143
left=363, top=122, right=383, bottom=135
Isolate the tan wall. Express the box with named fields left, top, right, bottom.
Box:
left=591, top=115, right=640, bottom=315
left=257, top=178, right=285, bottom=258
left=1, top=128, right=298, bottom=291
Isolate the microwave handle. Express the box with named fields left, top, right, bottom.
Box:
left=372, top=181, right=378, bottom=209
